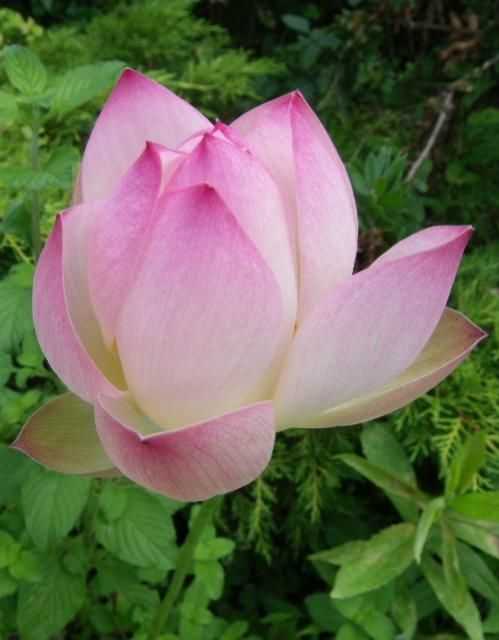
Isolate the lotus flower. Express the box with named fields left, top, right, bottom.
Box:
left=14, top=69, right=485, bottom=501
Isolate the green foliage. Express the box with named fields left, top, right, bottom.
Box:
left=0, top=1, right=498, bottom=638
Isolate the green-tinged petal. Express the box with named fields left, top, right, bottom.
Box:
left=299, top=309, right=485, bottom=429
left=12, top=393, right=118, bottom=476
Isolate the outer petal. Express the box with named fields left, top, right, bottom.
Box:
left=116, top=184, right=283, bottom=428
left=300, top=309, right=486, bottom=428
left=95, top=393, right=276, bottom=501
left=87, top=143, right=182, bottom=347
left=274, top=226, right=473, bottom=429
left=12, top=393, right=117, bottom=476
left=169, top=126, right=297, bottom=369
left=80, top=69, right=210, bottom=201
left=233, top=92, right=357, bottom=319
left=34, top=215, right=120, bottom=403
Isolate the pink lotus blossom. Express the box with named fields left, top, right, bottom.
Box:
left=14, top=69, right=485, bottom=501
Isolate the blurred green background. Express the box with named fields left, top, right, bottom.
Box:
left=0, top=1, right=498, bottom=639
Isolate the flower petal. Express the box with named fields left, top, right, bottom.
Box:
left=301, top=309, right=486, bottom=428
left=233, top=92, right=357, bottom=319
left=95, top=393, right=275, bottom=501
left=169, top=125, right=297, bottom=357
left=34, top=215, right=120, bottom=402
left=116, top=184, right=283, bottom=428
left=12, top=393, right=117, bottom=476
left=86, top=143, right=182, bottom=347
left=80, top=69, right=210, bottom=201
left=274, top=226, right=473, bottom=429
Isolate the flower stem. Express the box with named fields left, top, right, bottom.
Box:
left=30, top=106, right=41, bottom=261
left=147, top=495, right=222, bottom=640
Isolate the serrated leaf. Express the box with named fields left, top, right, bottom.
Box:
left=0, top=443, right=36, bottom=506
left=337, top=453, right=427, bottom=506
left=4, top=45, right=47, bottom=95
left=94, top=485, right=177, bottom=570
left=0, top=530, right=21, bottom=568
left=194, top=537, right=235, bottom=561
left=50, top=60, right=125, bottom=115
left=0, top=90, right=18, bottom=121
left=194, top=560, right=224, bottom=600
left=98, top=482, right=129, bottom=521
left=421, top=556, right=483, bottom=640
left=331, top=523, right=415, bottom=599
left=336, top=623, right=369, bottom=640
left=450, top=492, right=499, bottom=523
left=22, top=466, right=91, bottom=551
left=0, top=568, right=18, bottom=599
left=414, top=497, right=445, bottom=562
left=17, top=554, right=85, bottom=640
left=9, top=550, right=42, bottom=582
left=0, top=263, right=34, bottom=352
left=361, top=423, right=418, bottom=522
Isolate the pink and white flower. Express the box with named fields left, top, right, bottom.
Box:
left=14, top=70, right=485, bottom=501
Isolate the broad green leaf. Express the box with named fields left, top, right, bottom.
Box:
left=50, top=60, right=125, bottom=115
left=0, top=530, right=21, bottom=568
left=9, top=550, right=42, bottom=582
left=0, top=166, right=63, bottom=189
left=421, top=556, right=484, bottom=640
left=194, top=560, right=224, bottom=600
left=0, top=351, right=13, bottom=386
left=0, top=443, right=36, bottom=506
left=449, top=513, right=499, bottom=560
left=0, top=263, right=34, bottom=352
left=311, top=540, right=367, bottom=565
left=3, top=45, right=47, bottom=95
left=98, top=482, right=129, bottom=521
left=484, top=605, right=499, bottom=633
left=220, top=621, right=249, bottom=640
left=415, top=497, right=445, bottom=562
left=336, top=623, right=369, bottom=640
left=94, top=484, right=177, bottom=570
left=361, top=423, right=418, bottom=522
left=41, top=145, right=80, bottom=188
left=194, top=538, right=235, bottom=561
left=334, top=591, right=397, bottom=640
left=331, top=523, right=415, bottom=598
left=0, top=90, right=18, bottom=121
left=446, top=432, right=486, bottom=498
left=337, top=454, right=428, bottom=506
left=457, top=542, right=499, bottom=605
left=441, top=522, right=467, bottom=608
left=282, top=14, right=310, bottom=33
left=22, top=466, right=91, bottom=551
left=17, top=554, right=85, bottom=640
left=0, top=568, right=18, bottom=599
left=304, top=593, right=343, bottom=632
left=450, top=492, right=499, bottom=523
left=391, top=585, right=417, bottom=639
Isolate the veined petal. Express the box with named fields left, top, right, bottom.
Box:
left=80, top=69, right=210, bottom=201
left=116, top=184, right=283, bottom=428
left=87, top=143, right=182, bottom=347
left=300, top=309, right=486, bottom=429
left=169, top=126, right=297, bottom=374
left=274, top=226, right=473, bottom=429
left=12, top=393, right=117, bottom=476
left=233, top=92, right=357, bottom=319
left=34, top=215, right=121, bottom=402
left=95, top=393, right=276, bottom=501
